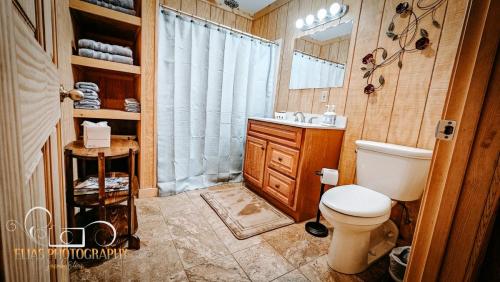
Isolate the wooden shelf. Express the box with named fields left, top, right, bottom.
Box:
left=72, top=55, right=140, bottom=75
left=69, top=0, right=141, bottom=27
left=74, top=109, right=140, bottom=120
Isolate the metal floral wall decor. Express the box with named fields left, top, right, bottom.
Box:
left=361, top=0, right=446, bottom=94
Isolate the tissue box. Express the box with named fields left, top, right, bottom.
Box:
left=82, top=121, right=111, bottom=148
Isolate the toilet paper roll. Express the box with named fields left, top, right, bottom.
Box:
left=321, top=168, right=339, bottom=186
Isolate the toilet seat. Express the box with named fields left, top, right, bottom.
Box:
left=321, top=185, right=392, bottom=218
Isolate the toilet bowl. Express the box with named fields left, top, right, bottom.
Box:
left=320, top=140, right=432, bottom=274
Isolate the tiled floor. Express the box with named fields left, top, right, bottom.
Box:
left=70, top=183, right=390, bottom=281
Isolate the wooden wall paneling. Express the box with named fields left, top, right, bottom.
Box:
left=266, top=9, right=278, bottom=40
left=210, top=5, right=224, bottom=24
left=386, top=1, right=447, bottom=147
left=195, top=0, right=211, bottom=19
left=417, top=0, right=469, bottom=149
left=258, top=13, right=269, bottom=38
left=223, top=10, right=236, bottom=28
left=311, top=88, right=330, bottom=113
left=337, top=39, right=349, bottom=63
left=235, top=15, right=248, bottom=33
left=337, top=0, right=385, bottom=185
left=180, top=0, right=196, bottom=14
left=139, top=0, right=158, bottom=195
left=251, top=17, right=261, bottom=35
left=275, top=4, right=288, bottom=39
left=275, top=0, right=299, bottom=111
left=327, top=0, right=362, bottom=116
left=361, top=0, right=408, bottom=142
left=162, top=0, right=180, bottom=9
left=15, top=0, right=37, bottom=28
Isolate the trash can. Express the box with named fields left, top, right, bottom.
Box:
left=389, top=246, right=411, bottom=282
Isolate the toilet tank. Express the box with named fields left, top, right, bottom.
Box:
left=355, top=140, right=433, bottom=201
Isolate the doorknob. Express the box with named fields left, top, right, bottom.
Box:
left=60, top=85, right=84, bottom=102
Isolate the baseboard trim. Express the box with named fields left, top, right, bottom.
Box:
left=138, top=187, right=158, bottom=198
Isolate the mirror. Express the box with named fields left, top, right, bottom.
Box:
left=289, top=21, right=353, bottom=89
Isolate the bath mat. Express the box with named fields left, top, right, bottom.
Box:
left=201, top=186, right=294, bottom=239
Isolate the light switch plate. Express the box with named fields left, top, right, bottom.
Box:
left=320, top=90, right=329, bottom=102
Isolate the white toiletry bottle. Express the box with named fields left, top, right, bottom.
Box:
left=322, top=105, right=337, bottom=126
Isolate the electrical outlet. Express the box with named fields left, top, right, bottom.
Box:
left=320, top=90, right=329, bottom=102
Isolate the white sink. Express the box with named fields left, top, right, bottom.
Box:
left=249, top=113, right=347, bottom=130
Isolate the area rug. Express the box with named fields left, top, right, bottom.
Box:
left=201, top=186, right=294, bottom=239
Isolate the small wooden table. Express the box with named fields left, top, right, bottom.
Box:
left=64, top=139, right=140, bottom=249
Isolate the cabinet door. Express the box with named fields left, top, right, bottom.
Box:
left=243, top=136, right=267, bottom=188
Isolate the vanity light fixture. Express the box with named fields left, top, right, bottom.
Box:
left=329, top=2, right=341, bottom=16
left=295, top=18, right=305, bottom=29
left=295, top=2, right=348, bottom=31
left=305, top=14, right=315, bottom=26
left=317, top=8, right=327, bottom=21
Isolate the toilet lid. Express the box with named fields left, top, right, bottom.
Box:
left=321, top=185, right=392, bottom=218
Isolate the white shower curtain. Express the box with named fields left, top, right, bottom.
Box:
left=157, top=8, right=277, bottom=196
left=289, top=51, right=345, bottom=89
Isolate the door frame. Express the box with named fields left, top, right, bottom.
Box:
left=405, top=0, right=499, bottom=280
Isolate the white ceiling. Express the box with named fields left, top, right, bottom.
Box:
left=307, top=21, right=353, bottom=42
left=215, top=0, right=277, bottom=15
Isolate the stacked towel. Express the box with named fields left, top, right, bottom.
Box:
left=83, top=0, right=135, bottom=15
left=74, top=82, right=101, bottom=110
left=124, top=98, right=140, bottom=113
left=78, top=39, right=134, bottom=65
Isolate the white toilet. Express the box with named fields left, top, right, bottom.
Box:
left=319, top=140, right=433, bottom=274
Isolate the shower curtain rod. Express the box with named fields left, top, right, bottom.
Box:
left=159, top=5, right=278, bottom=46
left=293, top=50, right=345, bottom=68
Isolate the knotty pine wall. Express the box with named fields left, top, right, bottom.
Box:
left=251, top=0, right=468, bottom=186
left=161, top=0, right=253, bottom=32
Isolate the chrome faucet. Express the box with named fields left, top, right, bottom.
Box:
left=294, top=112, right=306, bottom=123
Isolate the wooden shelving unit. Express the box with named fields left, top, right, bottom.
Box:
left=71, top=55, right=141, bottom=75
left=69, top=0, right=141, bottom=27
left=73, top=108, right=140, bottom=120
left=70, top=0, right=144, bottom=188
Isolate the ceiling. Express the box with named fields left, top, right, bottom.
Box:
left=215, top=0, right=277, bottom=15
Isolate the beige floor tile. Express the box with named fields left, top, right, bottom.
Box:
left=121, top=240, right=185, bottom=281
left=213, top=225, right=263, bottom=253
left=136, top=219, right=172, bottom=246
left=233, top=242, right=294, bottom=282
left=263, top=223, right=332, bottom=268
left=185, top=255, right=250, bottom=282
left=167, top=211, right=230, bottom=268
left=70, top=256, right=123, bottom=281
left=157, top=193, right=200, bottom=218
left=273, top=270, right=309, bottom=282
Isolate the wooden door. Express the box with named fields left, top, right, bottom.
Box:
left=0, top=0, right=73, bottom=281
left=243, top=136, right=267, bottom=188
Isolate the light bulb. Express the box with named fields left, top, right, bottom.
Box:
left=330, top=2, right=341, bottom=16
left=305, top=14, right=315, bottom=26
left=295, top=18, right=305, bottom=29
left=317, top=8, right=327, bottom=20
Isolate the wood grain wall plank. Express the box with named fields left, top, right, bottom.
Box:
left=362, top=0, right=407, bottom=142
left=180, top=0, right=196, bottom=14
left=223, top=10, right=236, bottom=28
left=266, top=9, right=278, bottom=40
left=417, top=0, right=469, bottom=149
left=337, top=0, right=386, bottom=184
left=387, top=1, right=447, bottom=146
left=210, top=5, right=224, bottom=23
left=195, top=0, right=211, bottom=19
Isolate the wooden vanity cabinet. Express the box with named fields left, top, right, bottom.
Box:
left=243, top=119, right=344, bottom=222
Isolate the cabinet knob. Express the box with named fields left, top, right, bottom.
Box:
left=278, top=157, right=283, bottom=162
left=275, top=184, right=280, bottom=188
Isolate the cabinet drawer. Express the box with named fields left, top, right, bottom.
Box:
left=248, top=120, right=302, bottom=149
left=266, top=142, right=299, bottom=178
left=263, top=168, right=296, bottom=207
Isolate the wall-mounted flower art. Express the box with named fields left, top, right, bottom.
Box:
left=361, top=0, right=446, bottom=95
